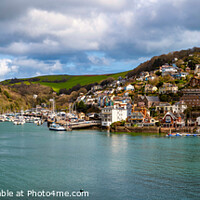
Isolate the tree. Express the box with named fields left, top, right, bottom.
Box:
left=188, top=60, right=196, bottom=70
left=149, top=77, right=159, bottom=86
left=162, top=74, right=174, bottom=83
left=100, top=77, right=115, bottom=86
left=156, top=81, right=163, bottom=88
left=159, top=94, right=168, bottom=102
left=155, top=71, right=162, bottom=76
left=86, top=105, right=100, bottom=113
left=152, top=58, right=166, bottom=69
left=78, top=88, right=87, bottom=94
left=70, top=91, right=78, bottom=101
left=76, top=101, right=87, bottom=113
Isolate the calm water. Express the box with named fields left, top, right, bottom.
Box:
left=0, top=122, right=200, bottom=200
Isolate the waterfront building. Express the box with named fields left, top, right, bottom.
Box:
left=128, top=111, right=144, bottom=124
left=101, top=103, right=127, bottom=127
left=161, top=112, right=185, bottom=127
left=197, top=117, right=200, bottom=126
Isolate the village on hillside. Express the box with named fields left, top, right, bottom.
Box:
left=64, top=53, right=200, bottom=129
left=1, top=53, right=200, bottom=133
left=70, top=53, right=200, bottom=132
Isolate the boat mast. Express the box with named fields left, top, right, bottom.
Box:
left=53, top=97, right=55, bottom=114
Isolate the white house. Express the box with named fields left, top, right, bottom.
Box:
left=91, top=85, right=103, bottom=91
left=161, top=65, right=178, bottom=75
left=116, top=86, right=123, bottom=92
left=101, top=103, right=128, bottom=127
left=124, top=84, right=134, bottom=91
left=197, top=117, right=200, bottom=126
left=180, top=72, right=188, bottom=79
left=172, top=101, right=187, bottom=113
left=136, top=77, right=144, bottom=81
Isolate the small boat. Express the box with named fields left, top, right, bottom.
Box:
left=13, top=120, right=25, bottom=125
left=166, top=132, right=200, bottom=137
left=166, top=132, right=182, bottom=137
left=49, top=123, right=66, bottom=131
left=13, top=116, right=25, bottom=125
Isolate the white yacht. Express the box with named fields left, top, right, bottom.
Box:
left=13, top=116, right=25, bottom=125
left=49, top=123, right=66, bottom=131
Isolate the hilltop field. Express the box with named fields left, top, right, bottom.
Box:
left=2, top=71, right=128, bottom=93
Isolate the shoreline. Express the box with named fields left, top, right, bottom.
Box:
left=0, top=121, right=197, bottom=136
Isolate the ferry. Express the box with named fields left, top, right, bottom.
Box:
left=49, top=123, right=66, bottom=131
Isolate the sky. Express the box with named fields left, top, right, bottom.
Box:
left=0, top=0, right=200, bottom=80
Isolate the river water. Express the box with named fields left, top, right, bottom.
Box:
left=0, top=122, right=200, bottom=200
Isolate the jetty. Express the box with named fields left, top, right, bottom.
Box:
left=69, top=120, right=101, bottom=129
left=47, top=120, right=101, bottom=131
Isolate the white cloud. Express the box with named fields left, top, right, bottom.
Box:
left=0, top=59, right=18, bottom=78
left=0, top=57, right=64, bottom=79
left=13, top=58, right=63, bottom=72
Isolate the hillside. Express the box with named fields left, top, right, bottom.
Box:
left=127, top=47, right=200, bottom=77
left=0, top=84, right=53, bottom=112
left=2, top=71, right=128, bottom=93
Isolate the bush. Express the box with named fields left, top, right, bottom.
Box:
left=100, top=77, right=114, bottom=87
left=3, top=90, right=10, bottom=98
left=76, top=101, right=87, bottom=113
left=155, top=71, right=162, bottom=76
left=156, top=81, right=163, bottom=88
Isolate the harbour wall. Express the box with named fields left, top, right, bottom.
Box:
left=110, top=126, right=196, bottom=134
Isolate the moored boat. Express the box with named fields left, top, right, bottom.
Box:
left=166, top=132, right=200, bottom=137
left=49, top=123, right=66, bottom=131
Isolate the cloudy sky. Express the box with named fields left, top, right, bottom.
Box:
left=0, top=0, right=200, bottom=80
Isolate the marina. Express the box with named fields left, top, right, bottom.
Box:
left=0, top=112, right=101, bottom=132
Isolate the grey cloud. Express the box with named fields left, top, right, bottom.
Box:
left=0, top=0, right=200, bottom=78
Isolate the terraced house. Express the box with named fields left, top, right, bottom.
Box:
left=159, top=83, right=178, bottom=94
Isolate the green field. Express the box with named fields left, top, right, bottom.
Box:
left=2, top=71, right=129, bottom=93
